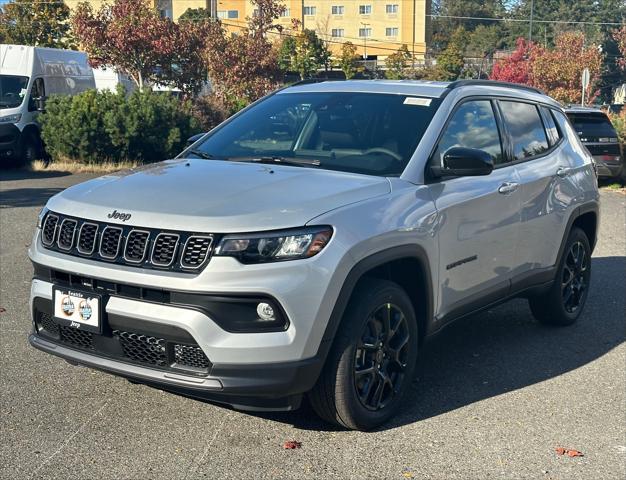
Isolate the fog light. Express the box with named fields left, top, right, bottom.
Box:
left=256, top=302, right=276, bottom=321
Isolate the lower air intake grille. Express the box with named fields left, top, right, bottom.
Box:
left=38, top=312, right=60, bottom=336
left=113, top=330, right=167, bottom=367
left=59, top=325, right=94, bottom=350
left=174, top=344, right=211, bottom=371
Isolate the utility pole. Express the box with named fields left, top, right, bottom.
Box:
left=412, top=0, right=416, bottom=68
left=361, top=22, right=370, bottom=60
left=301, top=0, right=305, bottom=30
left=528, top=0, right=534, bottom=43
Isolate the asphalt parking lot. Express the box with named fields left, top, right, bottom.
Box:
left=1, top=170, right=624, bottom=479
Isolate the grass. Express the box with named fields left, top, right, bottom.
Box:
left=29, top=159, right=141, bottom=174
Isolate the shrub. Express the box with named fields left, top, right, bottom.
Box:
left=40, top=87, right=200, bottom=163
left=191, top=94, right=242, bottom=132
left=607, top=109, right=626, bottom=147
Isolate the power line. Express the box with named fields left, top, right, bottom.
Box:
left=427, top=14, right=623, bottom=27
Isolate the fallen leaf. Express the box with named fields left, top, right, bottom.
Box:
left=283, top=440, right=302, bottom=450
left=555, top=447, right=583, bottom=457
left=402, top=470, right=415, bottom=478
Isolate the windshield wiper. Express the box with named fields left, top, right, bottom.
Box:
left=230, top=156, right=320, bottom=167
left=188, top=149, right=215, bottom=160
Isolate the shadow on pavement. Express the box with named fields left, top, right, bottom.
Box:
left=0, top=169, right=70, bottom=181
left=255, top=255, right=625, bottom=431
left=0, top=187, right=65, bottom=208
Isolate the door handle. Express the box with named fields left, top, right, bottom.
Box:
left=498, top=182, right=519, bottom=195
left=556, top=166, right=573, bottom=178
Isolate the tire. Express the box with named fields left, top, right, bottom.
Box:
left=528, top=227, right=591, bottom=326
left=309, top=278, right=419, bottom=430
left=21, top=134, right=41, bottom=166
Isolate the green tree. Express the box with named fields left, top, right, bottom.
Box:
left=178, top=7, right=212, bottom=23
left=434, top=27, right=465, bottom=80
left=0, top=0, right=74, bottom=48
left=385, top=45, right=411, bottom=80
left=338, top=41, right=362, bottom=79
left=278, top=29, right=330, bottom=79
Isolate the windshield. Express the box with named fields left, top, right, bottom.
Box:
left=567, top=112, right=617, bottom=138
left=188, top=92, right=440, bottom=176
left=0, top=75, right=29, bottom=109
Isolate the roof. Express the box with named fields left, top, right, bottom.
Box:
left=563, top=105, right=607, bottom=114
left=280, top=79, right=559, bottom=106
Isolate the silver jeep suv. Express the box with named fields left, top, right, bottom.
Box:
left=29, top=80, right=599, bottom=430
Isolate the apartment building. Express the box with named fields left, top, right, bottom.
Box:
left=64, top=1, right=430, bottom=60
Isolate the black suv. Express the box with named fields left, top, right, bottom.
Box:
left=565, top=106, right=623, bottom=179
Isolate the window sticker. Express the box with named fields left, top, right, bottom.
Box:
left=404, top=97, right=432, bottom=106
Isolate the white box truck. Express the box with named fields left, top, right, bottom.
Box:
left=0, top=45, right=95, bottom=167
left=92, top=66, right=136, bottom=94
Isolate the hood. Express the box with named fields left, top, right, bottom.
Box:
left=47, top=159, right=391, bottom=232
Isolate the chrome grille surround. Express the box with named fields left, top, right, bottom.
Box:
left=39, top=211, right=215, bottom=273
left=99, top=226, right=123, bottom=260
left=42, top=214, right=59, bottom=246
left=57, top=218, right=77, bottom=251
left=124, top=229, right=150, bottom=264
left=151, top=233, right=180, bottom=267
left=77, top=222, right=99, bottom=255
left=180, top=236, right=213, bottom=270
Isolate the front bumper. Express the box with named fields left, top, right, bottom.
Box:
left=0, top=123, right=21, bottom=160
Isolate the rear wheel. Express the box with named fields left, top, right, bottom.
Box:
left=529, top=227, right=591, bottom=326
left=309, top=278, right=418, bottom=430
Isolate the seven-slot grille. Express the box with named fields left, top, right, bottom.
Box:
left=39, top=211, right=215, bottom=272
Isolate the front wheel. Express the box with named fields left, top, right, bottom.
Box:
left=309, top=278, right=418, bottom=430
left=529, top=227, right=591, bottom=326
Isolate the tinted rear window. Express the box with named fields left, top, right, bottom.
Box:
left=499, top=101, right=549, bottom=160
left=566, top=113, right=617, bottom=138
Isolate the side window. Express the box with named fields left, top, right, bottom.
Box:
left=539, top=106, right=561, bottom=146
left=435, top=100, right=504, bottom=166
left=499, top=101, right=549, bottom=160
left=28, top=78, right=45, bottom=111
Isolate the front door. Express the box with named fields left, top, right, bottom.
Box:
left=427, top=99, right=521, bottom=322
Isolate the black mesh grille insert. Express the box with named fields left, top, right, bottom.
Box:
left=59, top=325, right=94, bottom=350
left=151, top=233, right=179, bottom=266
left=99, top=227, right=123, bottom=259
left=42, top=215, right=58, bottom=246
left=57, top=219, right=77, bottom=250
left=38, top=312, right=60, bottom=336
left=124, top=230, right=150, bottom=263
left=174, top=344, right=210, bottom=371
left=181, top=236, right=213, bottom=269
left=78, top=223, right=98, bottom=254
left=113, top=330, right=167, bottom=367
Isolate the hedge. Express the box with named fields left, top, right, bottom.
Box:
left=40, top=87, right=201, bottom=164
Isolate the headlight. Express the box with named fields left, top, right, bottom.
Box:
left=37, top=207, right=49, bottom=228
left=0, top=113, right=22, bottom=124
left=214, top=226, right=333, bottom=264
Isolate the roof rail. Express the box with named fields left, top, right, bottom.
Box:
left=289, top=77, right=343, bottom=87
left=447, top=80, right=544, bottom=95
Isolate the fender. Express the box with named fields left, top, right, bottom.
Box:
left=316, top=244, right=434, bottom=362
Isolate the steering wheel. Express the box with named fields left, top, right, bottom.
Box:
left=363, top=147, right=403, bottom=162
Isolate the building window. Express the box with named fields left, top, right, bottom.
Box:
left=331, top=28, right=345, bottom=37
left=218, top=10, right=239, bottom=19
left=386, top=27, right=399, bottom=36
left=331, top=5, right=344, bottom=15
left=280, top=8, right=291, bottom=17
left=228, top=10, right=239, bottom=19
left=359, top=5, right=372, bottom=15
left=303, top=6, right=316, bottom=15
left=359, top=27, right=372, bottom=37
left=386, top=4, right=399, bottom=14
left=252, top=8, right=259, bottom=17
left=217, top=10, right=227, bottom=19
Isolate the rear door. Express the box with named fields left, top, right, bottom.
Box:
left=499, top=101, right=573, bottom=283
left=428, top=98, right=521, bottom=321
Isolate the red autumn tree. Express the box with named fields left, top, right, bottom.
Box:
left=204, top=0, right=285, bottom=107
left=531, top=31, right=603, bottom=104
left=489, top=38, right=539, bottom=85
left=72, top=0, right=214, bottom=95
left=614, top=25, right=626, bottom=70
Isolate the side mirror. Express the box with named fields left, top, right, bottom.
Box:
left=34, top=96, right=47, bottom=112
left=186, top=132, right=206, bottom=148
left=437, top=147, right=494, bottom=177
